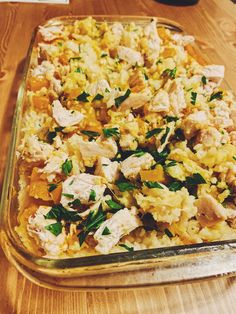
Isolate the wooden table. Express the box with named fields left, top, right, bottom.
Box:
left=0, top=0, right=236, bottom=313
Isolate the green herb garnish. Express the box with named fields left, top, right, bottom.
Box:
left=119, top=244, right=134, bottom=252
left=54, top=126, right=64, bottom=132
left=165, top=116, right=179, bottom=123
left=168, top=181, right=183, bottom=191
left=116, top=180, right=136, bottom=192
left=201, top=76, right=207, bottom=85
left=144, top=73, right=149, bottom=80
left=186, top=173, right=206, bottom=186
left=165, top=160, right=177, bottom=168
left=62, top=193, right=74, bottom=199
left=102, top=226, right=111, bottom=235
left=78, top=207, right=106, bottom=246
left=47, top=131, right=57, bottom=144
left=175, top=128, right=185, bottom=141
left=164, top=228, right=173, bottom=238
left=62, top=159, right=73, bottom=176
left=89, top=189, right=96, bottom=202
left=162, top=67, right=177, bottom=79
left=191, top=92, right=197, bottom=105
left=156, top=59, right=162, bottom=65
left=77, top=91, right=90, bottom=102
left=105, top=199, right=123, bottom=212
left=45, top=204, right=81, bottom=222
left=133, top=151, right=146, bottom=157
left=209, top=91, right=223, bottom=102
left=101, top=53, right=108, bottom=57
left=103, top=127, right=120, bottom=138
left=81, top=130, right=100, bottom=139
left=75, top=68, right=81, bottom=73
left=48, top=183, right=58, bottom=192
left=160, top=127, right=170, bottom=145
left=144, top=181, right=164, bottom=189
left=45, top=222, right=62, bottom=236
left=114, top=89, right=131, bottom=108
left=92, top=93, right=104, bottom=101
left=146, top=128, right=163, bottom=139
left=233, top=156, right=236, bottom=161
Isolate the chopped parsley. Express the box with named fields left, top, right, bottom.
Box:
left=233, top=156, right=236, bottom=161
left=89, top=189, right=96, bottom=202
left=114, top=89, right=131, bottom=108
left=191, top=92, right=197, bottom=105
left=45, top=222, right=62, bottom=236
left=75, top=68, right=81, bottom=73
left=156, top=59, right=162, bottom=65
left=164, top=228, right=173, bottom=238
left=61, top=159, right=73, bottom=176
left=186, top=173, right=206, bottom=186
left=144, top=181, right=164, bottom=189
left=144, top=73, right=149, bottom=80
left=116, top=180, right=137, bottom=192
left=201, top=75, right=207, bottom=85
left=175, top=128, right=185, bottom=141
left=162, top=67, right=177, bottom=79
left=146, top=128, right=163, bottom=139
left=209, top=91, right=223, bottom=102
left=54, top=126, right=64, bottom=132
left=168, top=181, right=183, bottom=191
left=81, top=130, right=100, bottom=140
left=68, top=199, right=82, bottom=208
left=101, top=53, right=108, bottom=57
left=105, top=199, right=123, bottom=212
left=119, top=244, right=134, bottom=252
left=103, top=127, right=120, bottom=138
left=45, top=204, right=81, bottom=222
left=160, top=127, right=170, bottom=145
left=48, top=183, right=58, bottom=192
left=77, top=207, right=106, bottom=246
left=133, top=151, right=146, bottom=157
left=165, top=116, right=179, bottom=123
left=150, top=147, right=169, bottom=164
left=62, top=193, right=74, bottom=199
left=165, top=160, right=177, bottom=168
left=47, top=131, right=57, bottom=144
left=77, top=91, right=90, bottom=102
left=92, top=93, right=104, bottom=101
left=102, top=226, right=111, bottom=235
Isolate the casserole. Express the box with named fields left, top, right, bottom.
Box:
left=0, top=16, right=236, bottom=290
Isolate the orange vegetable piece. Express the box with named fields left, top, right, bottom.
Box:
left=31, top=95, right=50, bottom=112
left=50, top=183, right=62, bottom=204
left=29, top=168, right=51, bottom=201
left=29, top=77, right=49, bottom=92
left=140, top=165, right=166, bottom=183
left=157, top=27, right=170, bottom=40
left=185, top=44, right=207, bottom=66
left=59, top=54, right=69, bottom=65
left=162, top=47, right=176, bottom=58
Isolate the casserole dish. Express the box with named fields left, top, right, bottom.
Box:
left=0, top=15, right=236, bottom=291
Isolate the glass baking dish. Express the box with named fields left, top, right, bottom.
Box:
left=0, top=15, right=235, bottom=291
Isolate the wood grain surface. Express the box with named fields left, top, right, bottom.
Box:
left=0, top=0, right=236, bottom=313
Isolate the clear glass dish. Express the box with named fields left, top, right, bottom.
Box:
left=0, top=15, right=235, bottom=291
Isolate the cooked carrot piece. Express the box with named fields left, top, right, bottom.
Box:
left=50, top=183, right=62, bottom=204
left=162, top=47, right=176, bottom=58
left=29, top=77, right=49, bottom=92
left=31, top=95, right=50, bottom=112
left=29, top=168, right=51, bottom=201
left=140, top=165, right=166, bottom=183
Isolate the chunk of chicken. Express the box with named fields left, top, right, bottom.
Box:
left=31, top=60, right=55, bottom=79
left=40, top=151, right=68, bottom=179
left=28, top=206, right=67, bottom=256
left=39, top=25, right=63, bottom=42
left=111, top=22, right=124, bottom=41
left=128, top=69, right=147, bottom=93
left=196, top=127, right=228, bottom=148
left=24, top=135, right=54, bottom=162
left=202, top=65, right=225, bottom=85
left=61, top=173, right=106, bottom=207
left=142, top=19, right=161, bottom=64
left=64, top=40, right=80, bottom=53
left=196, top=194, right=227, bottom=227
left=120, top=153, right=154, bottom=180
left=212, top=100, right=233, bottom=129
left=117, top=46, right=144, bottom=68
left=73, top=135, right=118, bottom=167
left=119, top=134, right=138, bottom=150
left=168, top=80, right=187, bottom=116
left=148, top=90, right=170, bottom=113
left=86, top=79, right=111, bottom=96
left=52, top=100, right=84, bottom=127
left=50, top=77, right=62, bottom=94
left=94, top=208, right=141, bottom=254
left=184, top=111, right=209, bottom=139
left=172, top=34, right=195, bottom=46
left=95, top=157, right=120, bottom=183
left=118, top=89, right=151, bottom=111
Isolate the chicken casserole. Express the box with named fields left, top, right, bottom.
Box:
left=16, top=17, right=236, bottom=258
